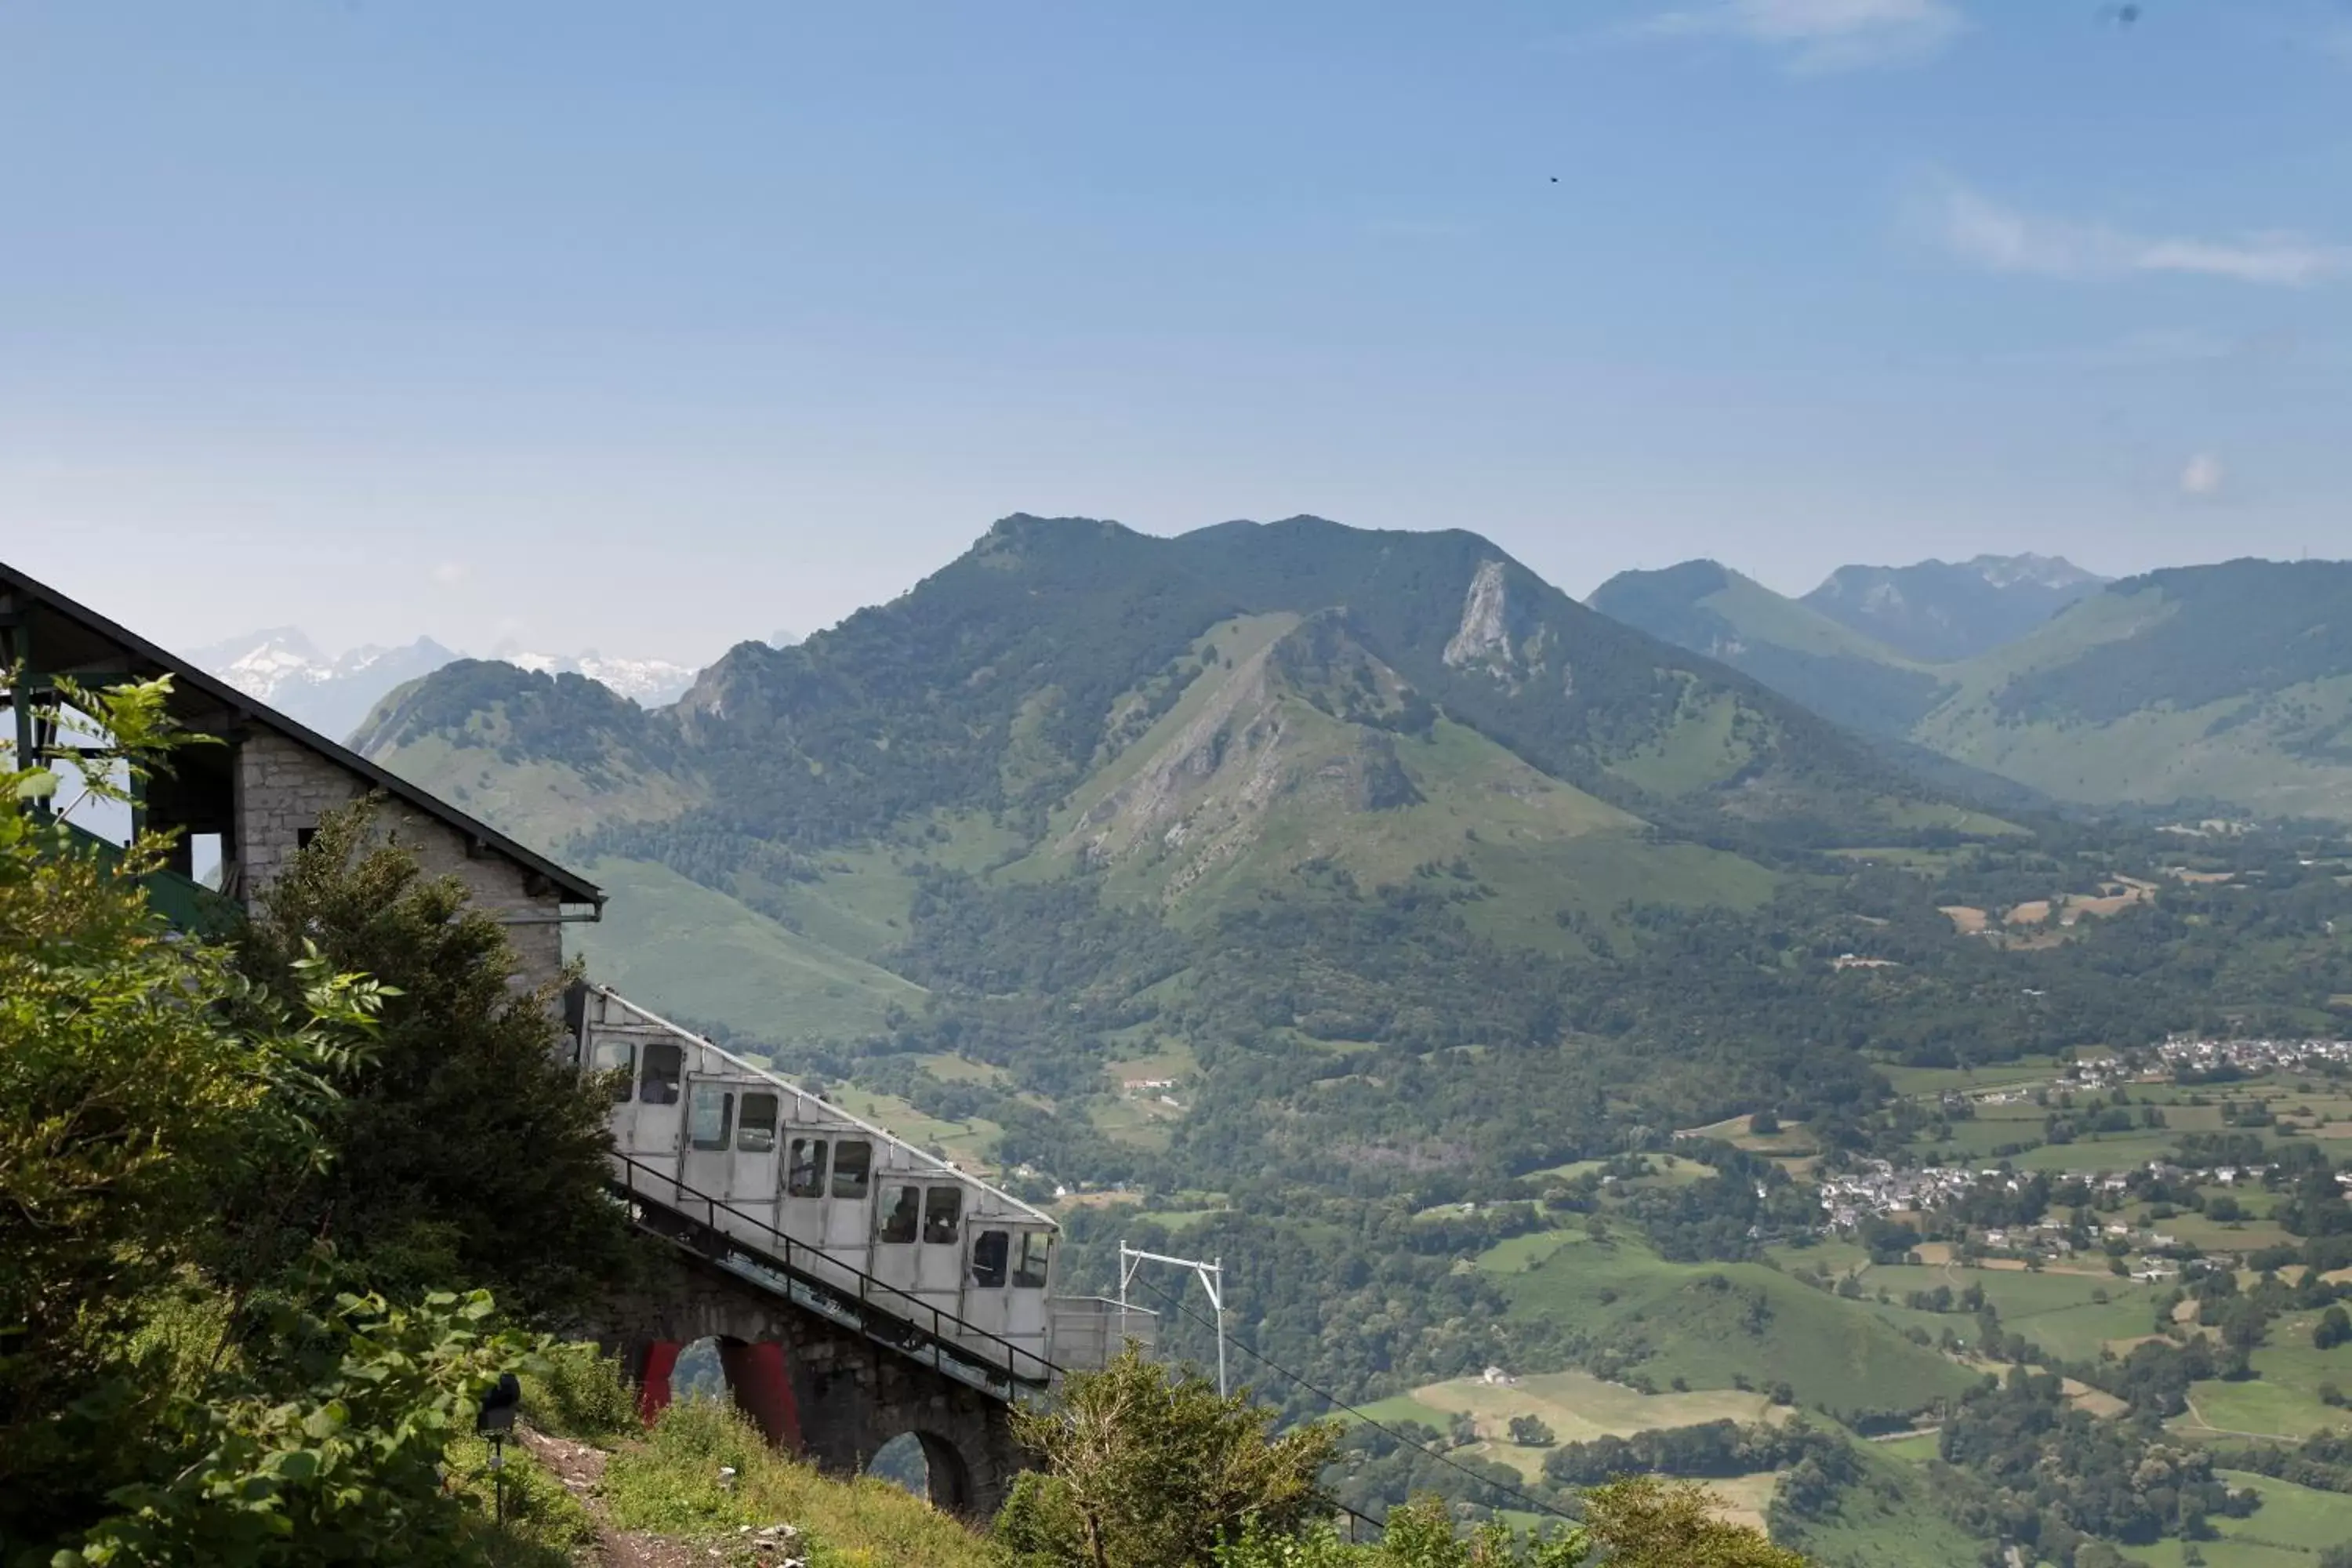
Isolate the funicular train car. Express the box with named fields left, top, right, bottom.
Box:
left=568, top=984, right=1150, bottom=1392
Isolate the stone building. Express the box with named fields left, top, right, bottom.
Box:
left=2, top=558, right=601, bottom=982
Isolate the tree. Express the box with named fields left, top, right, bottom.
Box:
left=1507, top=1415, right=1557, bottom=1448
left=1212, top=1495, right=1585, bottom=1568
left=1579, top=1477, right=1807, bottom=1568
left=1, top=677, right=387, bottom=1531
left=232, top=800, right=632, bottom=1318
left=2316, top=1305, right=2351, bottom=1352
left=1000, top=1345, right=1340, bottom=1568
left=2, top=679, right=546, bottom=1565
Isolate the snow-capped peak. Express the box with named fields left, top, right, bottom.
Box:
left=493, top=647, right=699, bottom=707
left=1968, top=553, right=2105, bottom=592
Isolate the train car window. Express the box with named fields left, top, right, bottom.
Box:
left=689, top=1085, right=733, bottom=1152
left=738, top=1092, right=778, bottom=1153
left=879, top=1182, right=920, bottom=1243
left=923, top=1186, right=962, bottom=1244
left=786, top=1138, right=828, bottom=1197
left=591, top=1036, right=636, bottom=1103
left=971, top=1229, right=1009, bottom=1287
left=640, top=1042, right=683, bottom=1105
left=1014, top=1231, right=1053, bottom=1289
left=832, top=1139, right=872, bottom=1200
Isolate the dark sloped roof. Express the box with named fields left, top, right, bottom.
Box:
left=0, top=557, right=601, bottom=909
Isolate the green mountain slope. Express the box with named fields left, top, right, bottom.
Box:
left=357, top=517, right=2003, bottom=1046
left=1911, top=558, right=2352, bottom=821
left=1593, top=555, right=2352, bottom=822
left=1588, top=561, right=1951, bottom=737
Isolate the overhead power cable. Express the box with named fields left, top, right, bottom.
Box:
left=1117, top=1271, right=1584, bottom=1526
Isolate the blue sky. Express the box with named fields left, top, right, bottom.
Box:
left=2, top=0, right=2347, bottom=664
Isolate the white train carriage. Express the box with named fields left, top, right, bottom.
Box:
left=569, top=984, right=1146, bottom=1386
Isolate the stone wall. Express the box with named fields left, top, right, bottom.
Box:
left=234, top=730, right=568, bottom=989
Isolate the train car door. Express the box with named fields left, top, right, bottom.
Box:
left=871, top=1176, right=966, bottom=1303
left=727, top=1086, right=782, bottom=1233
left=599, top=1029, right=686, bottom=1163
left=680, top=1076, right=738, bottom=1203
left=776, top=1128, right=875, bottom=1283
left=1004, top=1230, right=1054, bottom=1347
left=961, top=1227, right=1014, bottom=1337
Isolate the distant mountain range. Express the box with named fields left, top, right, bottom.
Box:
left=1590, top=554, right=2352, bottom=822
left=352, top=514, right=2006, bottom=1047
left=190, top=628, right=700, bottom=742
left=1799, top=554, right=2108, bottom=662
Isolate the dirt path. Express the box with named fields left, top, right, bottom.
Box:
left=2177, top=1396, right=2292, bottom=1443
left=518, top=1427, right=715, bottom=1568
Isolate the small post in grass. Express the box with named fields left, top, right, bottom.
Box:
left=477, top=1371, right=523, bottom=1526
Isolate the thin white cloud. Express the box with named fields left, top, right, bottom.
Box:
left=2180, top=452, right=2227, bottom=498
left=430, top=561, right=471, bottom=586
left=1927, top=180, right=2351, bottom=287
left=1640, top=0, right=1964, bottom=71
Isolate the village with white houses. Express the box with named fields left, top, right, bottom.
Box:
left=1802, top=1033, right=2352, bottom=1279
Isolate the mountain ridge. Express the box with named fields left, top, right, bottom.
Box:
left=1799, top=553, right=2107, bottom=662
left=356, top=513, right=2011, bottom=1054
left=1592, top=553, right=2352, bottom=822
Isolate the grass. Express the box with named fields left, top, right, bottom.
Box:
left=913, top=1053, right=1008, bottom=1086
left=2009, top=1131, right=2187, bottom=1173
left=1388, top=1369, right=1781, bottom=1449
left=1025, top=644, right=1782, bottom=955
left=1868, top=1431, right=1941, bottom=1463
left=1773, top=1438, right=1984, bottom=1568
left=377, top=731, right=704, bottom=849
left=1839, top=1262, right=2167, bottom=1363
left=2125, top=1469, right=2352, bottom=1567
left=1491, top=1232, right=1979, bottom=1419
left=604, top=1400, right=996, bottom=1567
left=826, top=1085, right=1003, bottom=1173
left=571, top=856, right=926, bottom=1046
left=2177, top=1375, right=2351, bottom=1441
left=1878, top=1058, right=2062, bottom=1098
left=441, top=1431, right=601, bottom=1565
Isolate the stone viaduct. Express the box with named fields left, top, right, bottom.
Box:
left=595, top=1246, right=1029, bottom=1518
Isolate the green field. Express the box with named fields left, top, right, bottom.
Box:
left=1879, top=1058, right=2063, bottom=1098
left=822, top=1085, right=1002, bottom=1176
left=1491, top=1232, right=1978, bottom=1418
left=570, top=856, right=927, bottom=1044
left=2126, top=1470, right=2352, bottom=1566
left=1846, top=1262, right=2165, bottom=1361
left=2009, top=1131, right=2189, bottom=1173
left=2179, top=1376, right=2350, bottom=1442
left=1378, top=1369, right=1780, bottom=1450
left=1867, top=1432, right=1941, bottom=1462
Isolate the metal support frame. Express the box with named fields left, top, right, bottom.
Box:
left=1117, top=1241, right=1228, bottom=1397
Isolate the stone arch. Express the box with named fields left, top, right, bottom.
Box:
left=868, top=1428, right=974, bottom=1512
left=717, top=1338, right=803, bottom=1453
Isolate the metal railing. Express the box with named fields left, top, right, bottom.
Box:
left=610, top=1152, right=1391, bottom=1542
left=610, top=1151, right=1072, bottom=1399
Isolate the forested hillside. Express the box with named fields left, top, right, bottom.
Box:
left=356, top=517, right=2352, bottom=1564
left=1910, top=560, right=2352, bottom=822
left=1592, top=556, right=2352, bottom=823
left=1587, top=561, right=1952, bottom=737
